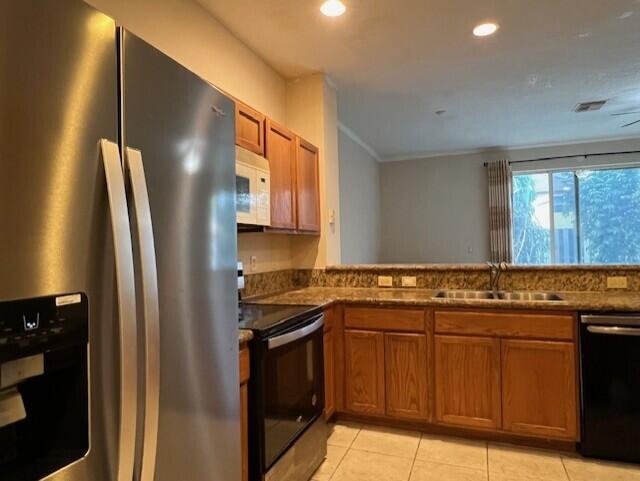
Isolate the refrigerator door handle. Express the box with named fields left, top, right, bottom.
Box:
left=100, top=139, right=138, bottom=481
left=125, top=147, right=160, bottom=481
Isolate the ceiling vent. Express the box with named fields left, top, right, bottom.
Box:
left=574, top=100, right=607, bottom=112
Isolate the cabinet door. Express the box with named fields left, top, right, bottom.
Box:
left=435, top=335, right=501, bottom=429
left=266, top=120, right=297, bottom=229
left=235, top=101, right=265, bottom=155
left=385, top=333, right=428, bottom=420
left=295, top=138, right=320, bottom=232
left=323, top=329, right=336, bottom=419
left=502, top=340, right=577, bottom=440
left=344, top=330, right=385, bottom=415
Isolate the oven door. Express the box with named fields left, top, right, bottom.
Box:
left=236, top=162, right=256, bottom=224
left=261, top=314, right=325, bottom=472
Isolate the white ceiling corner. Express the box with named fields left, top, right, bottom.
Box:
left=197, top=0, right=640, bottom=159
left=338, top=122, right=381, bottom=162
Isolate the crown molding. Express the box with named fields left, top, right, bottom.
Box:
left=338, top=122, right=381, bottom=162
left=380, top=134, right=640, bottom=163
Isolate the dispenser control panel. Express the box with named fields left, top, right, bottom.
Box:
left=0, top=293, right=88, bottom=362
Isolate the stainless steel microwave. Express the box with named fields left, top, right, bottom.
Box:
left=236, top=146, right=270, bottom=226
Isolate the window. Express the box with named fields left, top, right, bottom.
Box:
left=512, top=167, right=640, bottom=265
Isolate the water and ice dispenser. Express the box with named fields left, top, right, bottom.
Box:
left=0, top=293, right=89, bottom=480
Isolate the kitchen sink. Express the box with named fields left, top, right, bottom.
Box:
left=433, top=290, right=563, bottom=301
left=494, top=291, right=563, bottom=301
left=432, top=290, right=495, bottom=299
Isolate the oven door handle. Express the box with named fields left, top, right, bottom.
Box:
left=268, top=315, right=324, bottom=350
left=587, top=325, right=640, bottom=337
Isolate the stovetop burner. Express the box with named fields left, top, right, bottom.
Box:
left=238, top=303, right=322, bottom=337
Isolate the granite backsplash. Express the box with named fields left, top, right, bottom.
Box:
left=241, top=265, right=640, bottom=299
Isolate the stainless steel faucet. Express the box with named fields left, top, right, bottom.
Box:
left=487, top=261, right=508, bottom=291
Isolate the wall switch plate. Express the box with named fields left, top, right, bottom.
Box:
left=377, top=276, right=393, bottom=288
left=250, top=255, right=257, bottom=273
left=401, top=276, right=417, bottom=287
left=607, top=276, right=628, bottom=289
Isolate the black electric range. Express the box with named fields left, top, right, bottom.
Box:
left=239, top=302, right=327, bottom=481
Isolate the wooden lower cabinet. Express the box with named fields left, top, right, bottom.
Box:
left=336, top=306, right=579, bottom=445
left=385, top=333, right=428, bottom=420
left=323, top=328, right=336, bottom=419
left=434, top=335, right=502, bottom=430
left=344, top=329, right=386, bottom=415
left=501, top=339, right=577, bottom=439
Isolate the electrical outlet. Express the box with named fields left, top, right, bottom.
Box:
left=401, top=276, right=417, bottom=287
left=607, top=276, right=628, bottom=289
left=377, top=276, right=393, bottom=288
left=250, top=255, right=257, bottom=273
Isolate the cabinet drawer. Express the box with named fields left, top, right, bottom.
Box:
left=345, top=307, right=425, bottom=332
left=435, top=310, right=574, bottom=341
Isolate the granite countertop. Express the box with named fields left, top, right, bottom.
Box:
left=326, top=264, right=640, bottom=272
left=239, top=329, right=253, bottom=345
left=247, top=287, right=640, bottom=312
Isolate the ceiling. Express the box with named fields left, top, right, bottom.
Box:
left=197, top=0, right=640, bottom=160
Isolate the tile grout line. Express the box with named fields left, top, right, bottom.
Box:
left=405, top=431, right=423, bottom=481
left=486, top=442, right=490, bottom=481
left=326, top=446, right=348, bottom=481
left=327, top=424, right=362, bottom=481
left=560, top=456, right=572, bottom=481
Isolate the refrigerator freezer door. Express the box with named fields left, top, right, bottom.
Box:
left=0, top=1, right=133, bottom=481
left=121, top=31, right=240, bottom=481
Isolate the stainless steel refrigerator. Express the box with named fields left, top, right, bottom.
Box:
left=0, top=1, right=240, bottom=480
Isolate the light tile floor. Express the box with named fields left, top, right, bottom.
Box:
left=312, top=422, right=640, bottom=481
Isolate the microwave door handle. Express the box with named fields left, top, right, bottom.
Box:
left=100, top=139, right=138, bottom=481
left=587, top=325, right=640, bottom=336
left=268, top=315, right=324, bottom=350
left=125, top=147, right=161, bottom=481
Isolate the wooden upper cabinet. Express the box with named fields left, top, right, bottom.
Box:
left=265, top=119, right=297, bottom=229
left=295, top=138, right=321, bottom=232
left=344, top=329, right=385, bottom=415
left=502, top=339, right=578, bottom=440
left=385, top=333, right=428, bottom=420
left=235, top=101, right=265, bottom=156
left=435, top=335, right=502, bottom=430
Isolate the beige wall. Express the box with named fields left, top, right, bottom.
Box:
left=86, top=0, right=340, bottom=273
left=85, top=0, right=286, bottom=122
left=380, top=151, right=490, bottom=263
left=380, top=137, right=640, bottom=264
left=339, top=129, right=381, bottom=264
left=287, top=75, right=342, bottom=269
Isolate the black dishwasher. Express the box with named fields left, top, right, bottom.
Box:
left=580, top=313, right=640, bottom=463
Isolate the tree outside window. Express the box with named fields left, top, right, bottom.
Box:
left=512, top=167, right=640, bottom=265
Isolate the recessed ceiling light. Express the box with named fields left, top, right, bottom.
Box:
left=473, top=22, right=499, bottom=37
left=320, top=0, right=346, bottom=17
